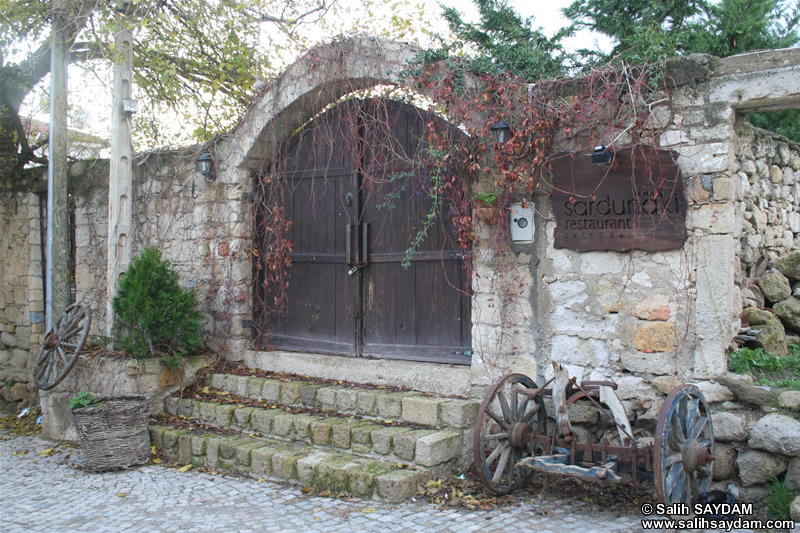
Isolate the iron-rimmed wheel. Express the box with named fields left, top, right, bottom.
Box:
left=654, top=384, right=715, bottom=507
left=34, top=303, right=91, bottom=390
left=473, top=373, right=547, bottom=494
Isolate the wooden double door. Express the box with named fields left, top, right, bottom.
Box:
left=257, top=99, right=471, bottom=364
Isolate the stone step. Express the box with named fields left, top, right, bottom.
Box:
left=149, top=425, right=427, bottom=502
left=153, top=370, right=481, bottom=501
left=163, top=394, right=468, bottom=470
left=207, top=373, right=480, bottom=430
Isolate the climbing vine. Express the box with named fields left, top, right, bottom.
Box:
left=247, top=38, right=680, bottom=365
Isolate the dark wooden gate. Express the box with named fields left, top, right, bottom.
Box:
left=255, top=99, right=471, bottom=364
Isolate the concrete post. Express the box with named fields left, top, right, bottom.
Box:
left=45, top=0, right=70, bottom=331
left=106, top=2, right=135, bottom=338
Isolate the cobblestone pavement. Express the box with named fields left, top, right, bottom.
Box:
left=0, top=433, right=773, bottom=533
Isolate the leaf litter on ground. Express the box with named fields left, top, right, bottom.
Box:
left=417, top=469, right=655, bottom=514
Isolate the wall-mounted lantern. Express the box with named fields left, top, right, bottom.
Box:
left=591, top=145, right=613, bottom=166
left=198, top=151, right=215, bottom=182
left=122, top=98, right=138, bottom=115
left=490, top=120, right=511, bottom=144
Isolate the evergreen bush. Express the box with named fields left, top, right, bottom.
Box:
left=112, top=247, right=202, bottom=359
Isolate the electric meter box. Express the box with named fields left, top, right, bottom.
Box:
left=510, top=203, right=533, bottom=242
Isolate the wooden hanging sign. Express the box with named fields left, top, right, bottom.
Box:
left=548, top=145, right=687, bottom=252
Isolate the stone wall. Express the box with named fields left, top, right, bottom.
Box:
left=736, top=123, right=800, bottom=268
left=2, top=41, right=799, bottom=419
left=39, top=354, right=212, bottom=441
left=734, top=124, right=800, bottom=353
left=706, top=378, right=800, bottom=506
left=129, top=149, right=252, bottom=355
left=464, top=50, right=800, bottom=411
left=70, top=160, right=110, bottom=337
left=0, top=162, right=115, bottom=413
left=0, top=188, right=43, bottom=411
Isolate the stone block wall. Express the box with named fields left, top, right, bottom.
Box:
left=0, top=188, right=44, bottom=411
left=0, top=161, right=112, bottom=413
left=464, top=52, right=799, bottom=426
left=39, top=354, right=211, bottom=441
left=130, top=149, right=252, bottom=356
left=468, top=217, right=538, bottom=388
left=70, top=159, right=110, bottom=336
left=703, top=379, right=800, bottom=504
left=0, top=152, right=252, bottom=413
left=731, top=123, right=800, bottom=354
left=467, top=51, right=799, bottom=406
left=1, top=42, right=799, bottom=417
left=735, top=122, right=800, bottom=269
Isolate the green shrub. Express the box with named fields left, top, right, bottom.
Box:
left=70, top=391, right=102, bottom=410
left=112, top=247, right=202, bottom=359
left=471, top=191, right=498, bottom=206
left=728, top=345, right=800, bottom=391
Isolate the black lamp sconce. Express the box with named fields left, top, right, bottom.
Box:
left=198, top=150, right=216, bottom=182
left=591, top=145, right=614, bottom=166
left=490, top=120, right=511, bottom=144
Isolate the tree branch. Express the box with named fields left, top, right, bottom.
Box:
left=245, top=2, right=332, bottom=26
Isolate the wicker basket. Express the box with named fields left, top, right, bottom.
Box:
left=72, top=394, right=151, bottom=471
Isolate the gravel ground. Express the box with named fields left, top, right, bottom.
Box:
left=0, top=432, right=658, bottom=533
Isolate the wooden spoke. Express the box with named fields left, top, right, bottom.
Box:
left=520, top=403, right=541, bottom=424
left=473, top=373, right=547, bottom=494
left=497, top=391, right=511, bottom=423
left=61, top=322, right=84, bottom=340
left=510, top=388, right=519, bottom=422
left=34, top=303, right=92, bottom=391
left=485, top=407, right=509, bottom=430
left=685, top=398, right=699, bottom=435
left=666, top=468, right=685, bottom=501
left=485, top=442, right=508, bottom=468
left=669, top=412, right=685, bottom=446
left=517, top=395, right=530, bottom=420
left=57, top=305, right=87, bottom=340
left=690, top=416, right=708, bottom=440
left=655, top=385, right=715, bottom=507
left=56, top=345, right=69, bottom=367
left=689, top=470, right=700, bottom=501
left=491, top=446, right=511, bottom=484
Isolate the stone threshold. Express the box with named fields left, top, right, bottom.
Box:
left=242, top=350, right=474, bottom=397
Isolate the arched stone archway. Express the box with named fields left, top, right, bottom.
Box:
left=217, top=38, right=478, bottom=368
left=220, top=37, right=428, bottom=175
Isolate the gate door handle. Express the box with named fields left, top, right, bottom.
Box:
left=346, top=224, right=353, bottom=266
left=362, top=223, right=369, bottom=265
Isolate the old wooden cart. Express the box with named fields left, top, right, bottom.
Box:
left=473, top=364, right=715, bottom=506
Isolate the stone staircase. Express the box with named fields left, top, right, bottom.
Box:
left=150, top=371, right=480, bottom=502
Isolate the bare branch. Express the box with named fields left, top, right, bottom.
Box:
left=245, top=2, right=332, bottom=26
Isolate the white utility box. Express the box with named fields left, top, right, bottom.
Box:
left=510, top=203, right=533, bottom=242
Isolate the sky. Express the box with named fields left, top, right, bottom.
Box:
left=437, top=0, right=613, bottom=52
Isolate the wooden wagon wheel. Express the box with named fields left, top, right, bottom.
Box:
left=473, top=373, right=547, bottom=494
left=34, top=303, right=92, bottom=390
left=654, top=384, right=715, bottom=506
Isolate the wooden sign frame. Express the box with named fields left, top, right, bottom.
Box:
left=548, top=145, right=687, bottom=252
